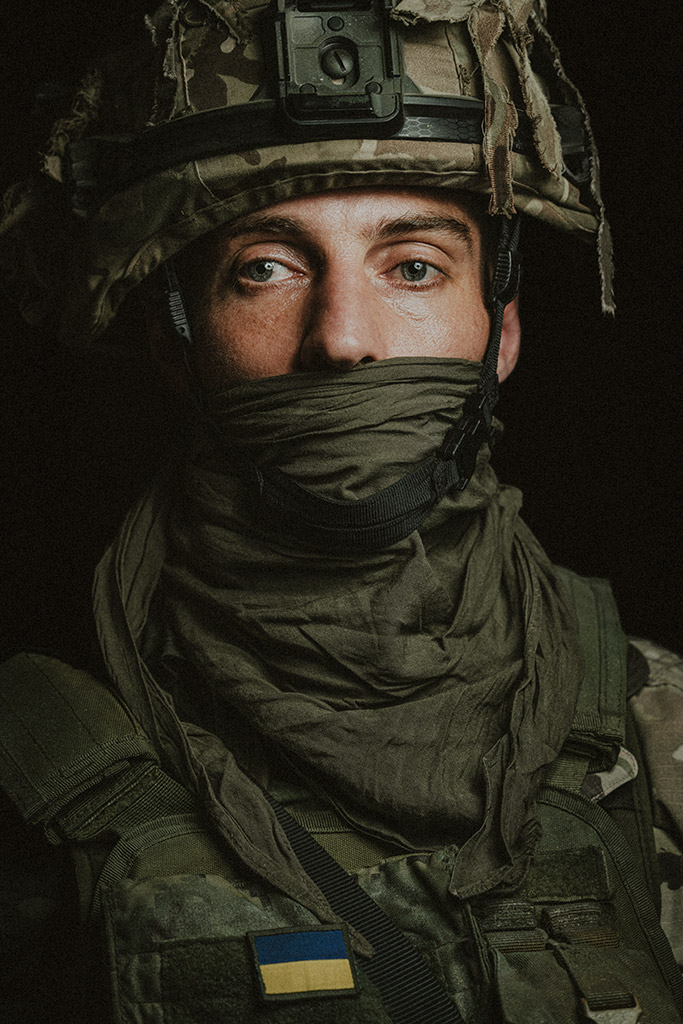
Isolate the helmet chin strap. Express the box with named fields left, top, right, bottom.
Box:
left=161, top=216, right=521, bottom=553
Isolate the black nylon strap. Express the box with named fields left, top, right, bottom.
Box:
left=264, top=792, right=466, bottom=1024
left=250, top=452, right=461, bottom=552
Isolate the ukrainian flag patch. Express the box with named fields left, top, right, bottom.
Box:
left=248, top=925, right=358, bottom=1001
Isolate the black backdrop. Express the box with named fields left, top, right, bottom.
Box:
left=2, top=3, right=681, bottom=660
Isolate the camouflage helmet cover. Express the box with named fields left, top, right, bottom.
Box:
left=0, top=0, right=614, bottom=347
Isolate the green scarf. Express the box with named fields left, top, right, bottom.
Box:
left=94, top=357, right=583, bottom=925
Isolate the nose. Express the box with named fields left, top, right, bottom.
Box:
left=298, top=266, right=388, bottom=370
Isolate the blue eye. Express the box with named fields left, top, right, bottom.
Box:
left=246, top=259, right=276, bottom=282
left=400, top=261, right=429, bottom=282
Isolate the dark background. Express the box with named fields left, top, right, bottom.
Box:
left=2, top=3, right=682, bottom=660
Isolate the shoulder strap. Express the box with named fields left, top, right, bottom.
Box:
left=600, top=698, right=662, bottom=912
left=555, top=566, right=627, bottom=755
left=0, top=652, right=158, bottom=824
left=544, top=569, right=662, bottom=903
left=541, top=567, right=627, bottom=792
left=0, top=652, right=193, bottom=835
left=0, top=652, right=203, bottom=917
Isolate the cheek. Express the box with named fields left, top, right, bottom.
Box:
left=382, top=288, right=490, bottom=362
left=196, top=298, right=302, bottom=388
left=440, top=281, right=490, bottom=361
left=446, top=300, right=491, bottom=361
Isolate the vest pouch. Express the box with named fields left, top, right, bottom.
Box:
left=477, top=826, right=683, bottom=1024
left=492, top=944, right=680, bottom=1024
left=487, top=795, right=683, bottom=1024
left=492, top=948, right=582, bottom=1023
left=478, top=893, right=588, bottom=1022
left=102, top=873, right=392, bottom=1024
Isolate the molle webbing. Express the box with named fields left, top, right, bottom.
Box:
left=470, top=796, right=683, bottom=1022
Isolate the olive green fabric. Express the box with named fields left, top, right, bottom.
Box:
left=93, top=357, right=583, bottom=924
left=2, top=578, right=681, bottom=1020
left=0, top=652, right=156, bottom=827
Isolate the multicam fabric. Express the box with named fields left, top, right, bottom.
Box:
left=580, top=745, right=639, bottom=802
left=0, top=0, right=613, bottom=348
left=630, top=637, right=683, bottom=968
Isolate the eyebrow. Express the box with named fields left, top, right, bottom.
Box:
left=226, top=212, right=474, bottom=252
left=225, top=215, right=308, bottom=238
left=363, top=215, right=474, bottom=252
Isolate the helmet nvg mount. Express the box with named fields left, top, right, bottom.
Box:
left=1, top=0, right=613, bottom=350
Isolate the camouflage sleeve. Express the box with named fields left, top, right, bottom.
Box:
left=629, top=638, right=683, bottom=969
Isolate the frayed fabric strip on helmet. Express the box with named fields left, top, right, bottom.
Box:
left=530, top=8, right=615, bottom=314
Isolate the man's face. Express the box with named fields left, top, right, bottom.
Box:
left=179, top=189, right=511, bottom=392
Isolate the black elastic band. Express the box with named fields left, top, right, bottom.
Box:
left=265, top=792, right=466, bottom=1024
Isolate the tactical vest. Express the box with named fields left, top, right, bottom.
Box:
left=1, top=569, right=682, bottom=1024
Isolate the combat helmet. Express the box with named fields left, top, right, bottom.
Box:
left=0, top=0, right=613, bottom=351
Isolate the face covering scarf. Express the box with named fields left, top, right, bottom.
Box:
left=93, top=357, right=583, bottom=930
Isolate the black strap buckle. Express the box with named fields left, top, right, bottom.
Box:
left=438, top=384, right=496, bottom=491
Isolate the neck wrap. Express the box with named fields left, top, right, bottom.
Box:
left=94, top=358, right=583, bottom=924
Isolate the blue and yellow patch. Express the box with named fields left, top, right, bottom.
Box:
left=248, top=926, right=358, bottom=1001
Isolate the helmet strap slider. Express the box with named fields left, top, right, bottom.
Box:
left=437, top=215, right=521, bottom=492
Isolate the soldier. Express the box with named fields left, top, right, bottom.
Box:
left=1, top=2, right=682, bottom=1022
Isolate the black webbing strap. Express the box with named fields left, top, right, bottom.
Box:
left=250, top=451, right=461, bottom=552
left=264, top=793, right=465, bottom=1024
